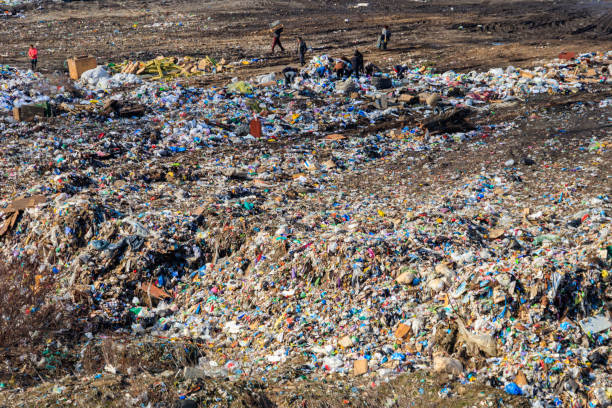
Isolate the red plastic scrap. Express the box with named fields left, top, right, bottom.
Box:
left=139, top=281, right=172, bottom=299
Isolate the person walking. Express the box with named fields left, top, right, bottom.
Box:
left=297, top=37, right=308, bottom=66
left=377, top=25, right=390, bottom=50
left=28, top=44, right=38, bottom=71
left=271, top=26, right=285, bottom=53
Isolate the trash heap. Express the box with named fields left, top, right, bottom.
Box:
left=61, top=51, right=611, bottom=153
left=78, top=65, right=142, bottom=90
left=0, top=51, right=611, bottom=407
left=0, top=65, right=53, bottom=112
left=0, top=0, right=30, bottom=7
left=298, top=51, right=612, bottom=107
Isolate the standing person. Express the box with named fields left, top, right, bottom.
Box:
left=377, top=25, right=390, bottom=50
left=350, top=49, right=364, bottom=76
left=297, top=37, right=308, bottom=66
left=271, top=25, right=285, bottom=53
left=28, top=44, right=38, bottom=71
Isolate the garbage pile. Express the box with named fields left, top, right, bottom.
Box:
left=0, top=0, right=32, bottom=7
left=0, top=50, right=611, bottom=407
left=80, top=65, right=142, bottom=90
left=0, top=65, right=54, bottom=112
left=297, top=51, right=612, bottom=108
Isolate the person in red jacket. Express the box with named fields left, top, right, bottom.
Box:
left=28, top=45, right=38, bottom=71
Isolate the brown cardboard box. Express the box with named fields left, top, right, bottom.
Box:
left=399, top=94, right=417, bottom=104
left=13, top=104, right=47, bottom=121
left=520, top=70, right=535, bottom=79
left=515, top=371, right=528, bottom=386
left=67, top=56, right=97, bottom=80
left=394, top=323, right=411, bottom=340
left=353, top=359, right=368, bottom=376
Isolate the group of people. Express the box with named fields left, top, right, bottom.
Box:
left=271, top=24, right=391, bottom=67
left=270, top=25, right=309, bottom=66
left=333, top=49, right=364, bottom=77
left=282, top=48, right=384, bottom=86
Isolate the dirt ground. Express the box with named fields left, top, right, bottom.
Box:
left=2, top=0, right=612, bottom=82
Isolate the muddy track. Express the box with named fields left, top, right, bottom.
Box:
left=451, top=10, right=612, bottom=38
left=575, top=10, right=612, bottom=34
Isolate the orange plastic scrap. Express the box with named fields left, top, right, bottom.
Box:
left=139, top=281, right=172, bottom=299
left=325, top=133, right=345, bottom=141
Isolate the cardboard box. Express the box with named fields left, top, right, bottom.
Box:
left=399, top=94, right=417, bottom=103
left=67, top=55, right=97, bottom=80
left=394, top=323, right=411, bottom=340
left=13, top=103, right=50, bottom=121
left=515, top=371, right=528, bottom=386
left=520, top=70, right=535, bottom=79
left=353, top=359, right=368, bottom=376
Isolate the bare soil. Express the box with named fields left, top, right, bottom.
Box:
left=2, top=0, right=612, bottom=81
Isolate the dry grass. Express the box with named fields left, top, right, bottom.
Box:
left=0, top=260, right=85, bottom=385
left=0, top=261, right=59, bottom=347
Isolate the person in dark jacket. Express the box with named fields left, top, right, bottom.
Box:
left=271, top=26, right=285, bottom=53
left=377, top=25, right=390, bottom=50
left=282, top=66, right=298, bottom=86
left=393, top=64, right=408, bottom=79
left=297, top=37, right=308, bottom=66
left=365, top=62, right=381, bottom=76
left=350, top=49, right=364, bottom=76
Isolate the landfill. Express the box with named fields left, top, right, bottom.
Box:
left=1, top=42, right=611, bottom=408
